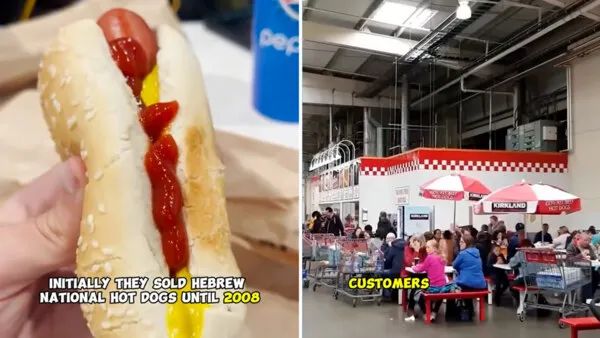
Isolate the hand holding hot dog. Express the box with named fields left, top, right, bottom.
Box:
left=0, top=157, right=90, bottom=338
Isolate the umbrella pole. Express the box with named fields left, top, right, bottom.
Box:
left=453, top=200, right=457, bottom=229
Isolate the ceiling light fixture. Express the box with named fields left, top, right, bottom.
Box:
left=456, top=0, right=472, bottom=20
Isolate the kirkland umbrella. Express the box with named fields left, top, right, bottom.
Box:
left=474, top=181, right=581, bottom=215
left=420, top=173, right=491, bottom=227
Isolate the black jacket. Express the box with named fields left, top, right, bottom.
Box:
left=534, top=231, right=553, bottom=243
left=375, top=219, right=394, bottom=240
left=475, top=237, right=491, bottom=276
left=310, top=217, right=324, bottom=234
left=384, top=239, right=405, bottom=275
left=323, top=215, right=345, bottom=236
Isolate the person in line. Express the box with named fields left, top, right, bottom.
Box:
left=343, top=215, right=355, bottom=235
left=382, top=233, right=405, bottom=302
left=433, top=229, right=442, bottom=242
left=566, top=233, right=599, bottom=301
left=488, top=244, right=509, bottom=305
left=480, top=224, right=489, bottom=234
left=405, top=240, right=455, bottom=322
left=508, top=223, right=525, bottom=260
left=534, top=223, right=553, bottom=244
left=439, top=230, right=455, bottom=265
left=453, top=233, right=487, bottom=316
left=424, top=231, right=435, bottom=241
left=364, top=224, right=374, bottom=238
left=323, top=207, right=344, bottom=236
left=375, top=211, right=393, bottom=240
left=489, top=216, right=499, bottom=232
left=552, top=226, right=571, bottom=249
left=351, top=227, right=364, bottom=239
left=309, top=210, right=323, bottom=234
left=364, top=232, right=380, bottom=256
left=381, top=232, right=397, bottom=256
left=589, top=226, right=597, bottom=235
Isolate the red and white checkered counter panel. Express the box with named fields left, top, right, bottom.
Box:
left=360, top=148, right=568, bottom=176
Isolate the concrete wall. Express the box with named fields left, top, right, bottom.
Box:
left=568, top=51, right=600, bottom=227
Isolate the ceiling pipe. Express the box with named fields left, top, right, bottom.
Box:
left=410, top=0, right=600, bottom=108
left=460, top=77, right=514, bottom=96
left=539, top=0, right=600, bottom=21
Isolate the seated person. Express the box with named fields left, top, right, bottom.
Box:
left=508, top=239, right=534, bottom=299
left=453, top=233, right=487, bottom=316
left=405, top=240, right=456, bottom=322
left=566, top=233, right=599, bottom=301
left=553, top=226, right=571, bottom=249
left=534, top=223, right=553, bottom=244
left=439, top=230, right=455, bottom=265
left=487, top=244, right=509, bottom=305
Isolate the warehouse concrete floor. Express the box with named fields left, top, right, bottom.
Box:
left=302, top=288, right=597, bottom=338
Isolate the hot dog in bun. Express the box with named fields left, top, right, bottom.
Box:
left=37, top=8, right=245, bottom=338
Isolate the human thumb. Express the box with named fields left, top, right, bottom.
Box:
left=0, top=159, right=85, bottom=291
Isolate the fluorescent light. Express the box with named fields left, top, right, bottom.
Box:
left=456, top=0, right=472, bottom=20
left=372, top=1, right=437, bottom=28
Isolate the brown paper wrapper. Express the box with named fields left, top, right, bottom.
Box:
left=0, top=1, right=298, bottom=335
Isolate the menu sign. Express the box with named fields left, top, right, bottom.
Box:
left=491, top=202, right=527, bottom=212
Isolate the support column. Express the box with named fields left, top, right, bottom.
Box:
left=329, top=105, right=333, bottom=145
left=401, top=74, right=409, bottom=153
left=363, top=107, right=370, bottom=156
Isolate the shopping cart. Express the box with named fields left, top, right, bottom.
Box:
left=305, top=234, right=339, bottom=292
left=516, top=248, right=592, bottom=325
left=333, top=239, right=383, bottom=307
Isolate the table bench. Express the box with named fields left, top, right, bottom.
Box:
left=422, top=290, right=490, bottom=324
left=559, top=317, right=600, bottom=338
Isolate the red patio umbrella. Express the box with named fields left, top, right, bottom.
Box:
left=420, top=173, right=491, bottom=228
left=474, top=181, right=581, bottom=215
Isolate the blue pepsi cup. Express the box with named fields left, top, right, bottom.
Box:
left=252, top=0, right=299, bottom=123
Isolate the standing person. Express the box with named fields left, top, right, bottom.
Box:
left=439, top=230, right=455, bottom=265
left=375, top=211, right=393, bottom=240
left=382, top=235, right=405, bottom=302
left=433, top=229, right=442, bottom=242
left=534, top=223, right=553, bottom=244
left=364, top=224, right=374, bottom=238
left=566, top=233, right=599, bottom=301
left=489, top=216, right=499, bottom=232
left=475, top=232, right=492, bottom=276
left=508, top=223, right=525, bottom=260
left=343, top=215, right=355, bottom=235
left=480, top=224, right=489, bottom=234
left=351, top=227, right=363, bottom=239
left=309, top=211, right=323, bottom=234
left=381, top=232, right=397, bottom=257
left=552, top=226, right=571, bottom=249
left=323, top=207, right=345, bottom=236
left=589, top=226, right=597, bottom=235
left=405, top=240, right=455, bottom=322
left=453, top=233, right=487, bottom=317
